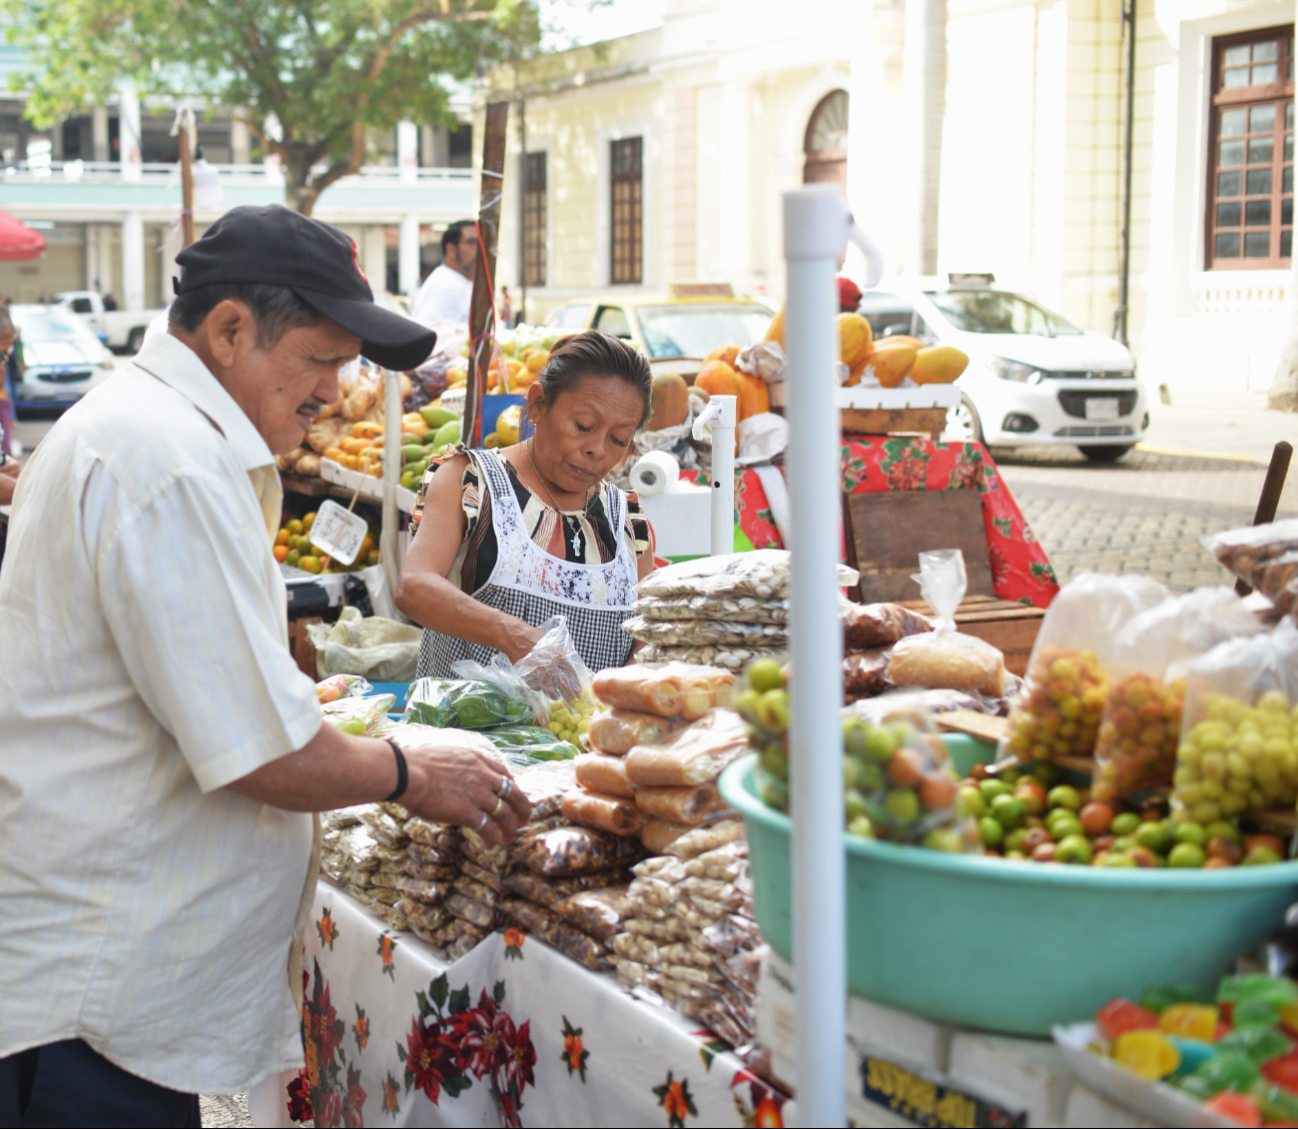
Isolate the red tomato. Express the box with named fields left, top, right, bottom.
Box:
left=1096, top=997, right=1160, bottom=1042
left=1263, top=1049, right=1298, bottom=1093
left=1203, top=1091, right=1261, bottom=1127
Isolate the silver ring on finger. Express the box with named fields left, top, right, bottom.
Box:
left=475, top=812, right=489, bottom=832
left=495, top=777, right=513, bottom=802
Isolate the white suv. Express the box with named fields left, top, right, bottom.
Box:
left=858, top=282, right=1147, bottom=462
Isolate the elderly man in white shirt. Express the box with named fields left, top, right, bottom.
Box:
left=0, top=205, right=530, bottom=1128
left=410, top=219, right=476, bottom=328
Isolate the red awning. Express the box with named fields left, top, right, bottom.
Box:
left=0, top=211, right=47, bottom=262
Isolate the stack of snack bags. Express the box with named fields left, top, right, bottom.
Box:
left=321, top=804, right=415, bottom=933
left=620, top=551, right=795, bottom=672
left=569, top=662, right=749, bottom=852
left=611, top=822, right=763, bottom=1047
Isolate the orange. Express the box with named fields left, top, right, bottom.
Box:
left=287, top=519, right=304, bottom=535
left=303, top=511, right=317, bottom=530
left=273, top=544, right=289, bottom=562
left=299, top=555, right=322, bottom=574
left=276, top=528, right=290, bottom=545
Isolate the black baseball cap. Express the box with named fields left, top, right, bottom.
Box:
left=174, top=204, right=437, bottom=371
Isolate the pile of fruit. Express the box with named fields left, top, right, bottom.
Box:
left=1171, top=690, right=1298, bottom=825
left=739, top=658, right=972, bottom=850
left=1003, top=645, right=1110, bottom=762
left=319, top=407, right=461, bottom=491
left=1093, top=975, right=1298, bottom=1125
left=1093, top=672, right=1186, bottom=802
left=273, top=511, right=379, bottom=573
left=546, top=694, right=598, bottom=745
left=960, top=760, right=1285, bottom=868
left=446, top=324, right=561, bottom=392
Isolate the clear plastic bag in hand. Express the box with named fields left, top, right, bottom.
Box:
left=999, top=572, right=1167, bottom=764
left=1092, top=587, right=1263, bottom=801
left=1171, top=619, right=1298, bottom=824
left=514, top=615, right=595, bottom=705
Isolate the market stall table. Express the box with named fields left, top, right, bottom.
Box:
left=258, top=884, right=789, bottom=1128
left=689, top=437, right=1058, bottom=608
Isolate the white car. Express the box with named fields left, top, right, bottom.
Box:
left=54, top=291, right=160, bottom=355
left=857, top=282, right=1147, bottom=462
left=9, top=304, right=115, bottom=411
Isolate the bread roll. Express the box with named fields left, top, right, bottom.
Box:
left=633, top=783, right=727, bottom=825
left=574, top=753, right=636, bottom=798
left=624, top=709, right=749, bottom=787
left=561, top=789, right=644, bottom=836
left=588, top=709, right=677, bottom=755
left=641, top=818, right=693, bottom=853
left=888, top=632, right=1006, bottom=698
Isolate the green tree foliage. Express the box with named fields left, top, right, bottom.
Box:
left=4, top=0, right=541, bottom=213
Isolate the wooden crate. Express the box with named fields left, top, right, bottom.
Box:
left=844, top=490, right=995, bottom=604
left=288, top=616, right=322, bottom=680
left=899, top=594, right=1045, bottom=677
left=841, top=406, right=947, bottom=440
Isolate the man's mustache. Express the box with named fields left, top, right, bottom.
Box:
left=297, top=400, right=327, bottom=418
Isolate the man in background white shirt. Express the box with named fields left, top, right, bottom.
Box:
left=0, top=205, right=529, bottom=1127
left=410, top=219, right=476, bottom=328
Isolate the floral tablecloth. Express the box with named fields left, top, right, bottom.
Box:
left=251, top=885, right=789, bottom=1128
left=685, top=438, right=1058, bottom=608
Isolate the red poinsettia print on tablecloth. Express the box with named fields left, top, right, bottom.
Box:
left=397, top=973, right=536, bottom=1128
left=299, top=959, right=367, bottom=1129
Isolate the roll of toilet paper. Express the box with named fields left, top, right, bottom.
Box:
left=629, top=450, right=681, bottom=498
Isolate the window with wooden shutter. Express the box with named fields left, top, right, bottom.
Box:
left=1207, top=27, right=1294, bottom=268
left=610, top=137, right=643, bottom=285
left=524, top=152, right=547, bottom=287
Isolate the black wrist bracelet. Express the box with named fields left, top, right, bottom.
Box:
left=384, top=740, right=408, bottom=802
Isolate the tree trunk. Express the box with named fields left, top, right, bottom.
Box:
left=1268, top=253, right=1298, bottom=411
left=282, top=147, right=319, bottom=215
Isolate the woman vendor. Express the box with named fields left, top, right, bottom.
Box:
left=395, top=330, right=654, bottom=677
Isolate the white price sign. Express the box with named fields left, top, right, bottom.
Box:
left=308, top=499, right=368, bottom=566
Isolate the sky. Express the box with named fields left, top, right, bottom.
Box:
left=540, top=0, right=666, bottom=51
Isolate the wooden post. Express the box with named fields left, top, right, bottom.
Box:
left=464, top=101, right=509, bottom=448
left=177, top=110, right=196, bottom=247
left=1236, top=440, right=1293, bottom=595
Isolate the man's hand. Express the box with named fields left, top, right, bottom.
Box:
left=402, top=743, right=532, bottom=847
left=227, top=723, right=531, bottom=846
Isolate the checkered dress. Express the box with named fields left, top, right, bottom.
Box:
left=417, top=449, right=638, bottom=678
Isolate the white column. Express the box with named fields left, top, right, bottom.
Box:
left=85, top=224, right=99, bottom=290
left=121, top=211, right=145, bottom=311
left=718, top=78, right=753, bottom=287
left=363, top=227, right=388, bottom=293
left=231, top=113, right=251, bottom=165
left=92, top=107, right=109, bottom=163
left=117, top=81, right=142, bottom=182
left=98, top=226, right=115, bottom=294
left=397, top=120, right=418, bottom=184
left=398, top=213, right=420, bottom=296
left=903, top=0, right=947, bottom=275
left=420, top=125, right=435, bottom=168
left=264, top=113, right=284, bottom=185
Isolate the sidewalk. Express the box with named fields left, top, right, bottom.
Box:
left=1140, top=387, right=1297, bottom=465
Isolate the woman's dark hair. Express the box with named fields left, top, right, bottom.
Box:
left=537, top=329, right=653, bottom=428
left=168, top=282, right=325, bottom=349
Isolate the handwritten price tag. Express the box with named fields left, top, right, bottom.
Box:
left=308, top=499, right=369, bottom=566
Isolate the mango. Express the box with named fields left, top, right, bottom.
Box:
left=868, top=345, right=917, bottom=388
left=837, top=314, right=874, bottom=369
left=432, top=419, right=461, bottom=449
left=420, top=405, right=458, bottom=429
left=909, top=346, right=969, bottom=385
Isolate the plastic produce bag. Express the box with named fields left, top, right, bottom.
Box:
left=624, top=709, right=751, bottom=786
left=844, top=649, right=893, bottom=699
left=1092, top=588, right=1263, bottom=801
left=843, top=602, right=932, bottom=652
left=1205, top=519, right=1298, bottom=612
left=637, top=549, right=858, bottom=601
left=887, top=551, right=1007, bottom=698
left=508, top=824, right=642, bottom=876
left=1000, top=572, right=1168, bottom=764
left=593, top=663, right=737, bottom=720
left=636, top=594, right=788, bottom=625
left=574, top=753, right=636, bottom=797
left=838, top=696, right=974, bottom=848
left=1170, top=619, right=1298, bottom=824
left=588, top=709, right=679, bottom=755
left=549, top=886, right=634, bottom=943
left=514, top=615, right=594, bottom=704
left=307, top=607, right=423, bottom=681
left=404, top=678, right=532, bottom=729
left=561, top=789, right=645, bottom=836
left=316, top=674, right=372, bottom=703
left=321, top=694, right=396, bottom=735
left=481, top=722, right=580, bottom=761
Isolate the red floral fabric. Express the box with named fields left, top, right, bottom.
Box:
left=684, top=439, right=1057, bottom=608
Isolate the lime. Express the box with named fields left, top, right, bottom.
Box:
left=747, top=658, right=784, bottom=694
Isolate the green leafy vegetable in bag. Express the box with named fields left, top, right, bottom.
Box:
left=404, top=679, right=532, bottom=730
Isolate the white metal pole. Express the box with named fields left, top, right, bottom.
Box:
left=783, top=186, right=848, bottom=1127
left=380, top=367, right=402, bottom=596
left=691, top=394, right=737, bottom=557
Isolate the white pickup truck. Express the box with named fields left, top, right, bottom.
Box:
left=54, top=291, right=159, bottom=355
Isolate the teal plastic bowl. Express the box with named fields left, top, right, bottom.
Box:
left=719, top=739, right=1298, bottom=1036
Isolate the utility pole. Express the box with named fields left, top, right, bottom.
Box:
left=1114, top=0, right=1136, bottom=346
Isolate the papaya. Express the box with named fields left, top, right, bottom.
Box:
left=764, top=306, right=785, bottom=347
left=352, top=420, right=384, bottom=440
left=869, top=345, right=917, bottom=389
left=874, top=334, right=924, bottom=351
left=909, top=345, right=969, bottom=385
left=705, top=344, right=740, bottom=367
left=695, top=359, right=741, bottom=399
left=837, top=314, right=873, bottom=370
left=736, top=372, right=770, bottom=421
left=525, top=350, right=550, bottom=373
left=650, top=371, right=690, bottom=430
left=420, top=405, right=457, bottom=429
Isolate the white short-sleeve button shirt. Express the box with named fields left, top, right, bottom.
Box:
left=0, top=332, right=324, bottom=1093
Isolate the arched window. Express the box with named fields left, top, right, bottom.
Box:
left=803, top=89, right=849, bottom=189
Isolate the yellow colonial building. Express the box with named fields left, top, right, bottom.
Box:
left=481, top=0, right=1294, bottom=393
